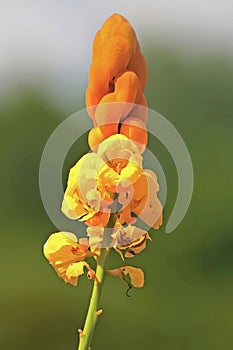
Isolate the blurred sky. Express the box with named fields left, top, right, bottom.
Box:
left=1, top=0, right=233, bottom=107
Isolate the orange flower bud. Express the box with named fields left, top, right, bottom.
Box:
left=86, top=13, right=148, bottom=128
left=120, top=116, right=148, bottom=154
left=115, top=71, right=141, bottom=106
left=88, top=123, right=118, bottom=151
left=127, top=51, right=148, bottom=90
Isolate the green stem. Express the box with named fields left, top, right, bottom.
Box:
left=78, top=248, right=110, bottom=350
left=78, top=196, right=117, bottom=350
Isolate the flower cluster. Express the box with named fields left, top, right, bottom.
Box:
left=87, top=14, right=148, bottom=154
left=43, top=14, right=162, bottom=290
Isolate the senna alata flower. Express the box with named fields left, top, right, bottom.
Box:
left=62, top=134, right=144, bottom=227
left=86, top=13, right=149, bottom=154
left=43, top=232, right=94, bottom=286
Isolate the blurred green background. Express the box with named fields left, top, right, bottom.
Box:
left=1, top=4, right=233, bottom=350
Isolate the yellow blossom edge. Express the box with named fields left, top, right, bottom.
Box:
left=43, top=232, right=94, bottom=286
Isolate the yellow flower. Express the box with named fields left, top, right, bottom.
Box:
left=62, top=153, right=111, bottom=227
left=43, top=232, right=94, bottom=286
left=62, top=153, right=105, bottom=220
left=117, top=169, right=163, bottom=229
left=97, top=134, right=142, bottom=166
left=96, top=134, right=143, bottom=194
left=62, top=134, right=143, bottom=227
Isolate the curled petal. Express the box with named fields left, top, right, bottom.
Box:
left=132, top=170, right=163, bottom=229
left=112, top=225, right=151, bottom=258
left=97, top=162, right=141, bottom=194
left=122, top=266, right=144, bottom=288
left=62, top=153, right=105, bottom=222
left=107, top=265, right=144, bottom=288
left=66, top=261, right=94, bottom=286
left=96, top=134, right=143, bottom=194
left=112, top=225, right=146, bottom=247
left=124, top=233, right=151, bottom=258
left=85, top=211, right=110, bottom=228
left=43, top=232, right=92, bottom=264
left=120, top=160, right=142, bottom=186
left=97, top=134, right=142, bottom=167
left=43, top=232, right=94, bottom=286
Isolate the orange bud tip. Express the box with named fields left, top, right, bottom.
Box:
left=96, top=309, right=103, bottom=316
left=78, top=329, right=84, bottom=336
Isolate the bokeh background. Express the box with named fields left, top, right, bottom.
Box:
left=1, top=1, right=233, bottom=349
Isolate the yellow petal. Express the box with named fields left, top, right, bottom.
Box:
left=97, top=162, right=120, bottom=191
left=43, top=232, right=77, bottom=258
left=122, top=266, right=144, bottom=288
left=66, top=261, right=90, bottom=279
left=62, top=153, right=105, bottom=221
left=97, top=134, right=142, bottom=166
left=66, top=154, right=88, bottom=190
left=97, top=159, right=142, bottom=194
left=43, top=232, right=93, bottom=266
left=107, top=266, right=145, bottom=288
left=119, top=160, right=142, bottom=185
left=61, top=195, right=88, bottom=220
left=132, top=170, right=163, bottom=229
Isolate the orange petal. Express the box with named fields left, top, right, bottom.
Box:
left=88, top=123, right=118, bottom=151
left=122, top=266, right=144, bottom=288
left=121, top=94, right=148, bottom=126
left=94, top=94, right=123, bottom=125
left=111, top=20, right=137, bottom=55
left=120, top=116, right=148, bottom=154
left=127, top=51, right=148, bottom=90
left=102, top=35, right=132, bottom=79
left=86, top=85, right=98, bottom=119
left=115, top=71, right=141, bottom=107
left=132, top=170, right=163, bottom=229
left=100, top=14, right=125, bottom=40
left=88, top=56, right=111, bottom=100
left=107, top=265, right=145, bottom=288
left=86, top=211, right=110, bottom=228
left=92, top=29, right=102, bottom=60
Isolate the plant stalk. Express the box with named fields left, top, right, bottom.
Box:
left=77, top=248, right=109, bottom=350
left=78, top=196, right=117, bottom=350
